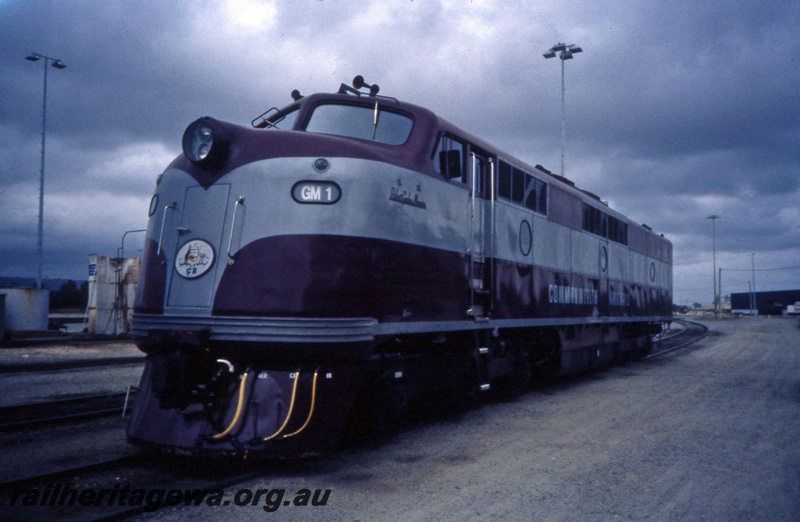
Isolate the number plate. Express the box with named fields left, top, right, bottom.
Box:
left=291, top=181, right=341, bottom=204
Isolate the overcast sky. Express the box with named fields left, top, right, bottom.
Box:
left=1, top=0, right=798, bottom=305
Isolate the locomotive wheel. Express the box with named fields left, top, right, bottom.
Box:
left=529, top=329, right=561, bottom=388
left=493, top=337, right=532, bottom=397
left=460, top=348, right=482, bottom=407
left=513, top=344, right=533, bottom=392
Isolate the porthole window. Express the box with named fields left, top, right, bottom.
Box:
left=148, top=194, right=159, bottom=217
left=519, top=220, right=532, bottom=256
left=600, top=245, right=608, bottom=272
left=650, top=262, right=656, bottom=282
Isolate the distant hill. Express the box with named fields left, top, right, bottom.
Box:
left=0, top=277, right=88, bottom=291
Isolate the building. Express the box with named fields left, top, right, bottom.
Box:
left=730, top=289, right=800, bottom=316
left=0, top=287, right=49, bottom=337
left=86, top=255, right=140, bottom=335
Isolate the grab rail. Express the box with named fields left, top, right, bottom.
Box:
left=156, top=202, right=176, bottom=256
left=227, top=196, right=245, bottom=264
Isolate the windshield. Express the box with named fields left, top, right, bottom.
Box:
left=304, top=103, right=413, bottom=145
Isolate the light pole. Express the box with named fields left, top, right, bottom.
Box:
left=706, top=215, right=721, bottom=315
left=25, top=52, right=66, bottom=289
left=544, top=42, right=582, bottom=178
left=751, top=253, right=756, bottom=317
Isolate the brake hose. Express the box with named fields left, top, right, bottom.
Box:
left=212, top=371, right=249, bottom=440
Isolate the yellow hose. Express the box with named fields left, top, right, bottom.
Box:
left=213, top=371, right=249, bottom=440
left=263, top=371, right=301, bottom=441
left=283, top=370, right=319, bottom=439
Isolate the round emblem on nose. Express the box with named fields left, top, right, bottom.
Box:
left=175, top=239, right=215, bottom=279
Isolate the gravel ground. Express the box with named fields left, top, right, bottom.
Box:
left=128, top=317, right=800, bottom=521
left=0, top=416, right=136, bottom=483
left=0, top=340, right=144, bottom=407
left=0, top=340, right=142, bottom=368
left=0, top=365, right=144, bottom=407
left=3, top=318, right=798, bottom=521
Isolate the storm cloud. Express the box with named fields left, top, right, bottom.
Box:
left=2, top=0, right=798, bottom=305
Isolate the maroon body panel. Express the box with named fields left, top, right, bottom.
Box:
left=134, top=233, right=671, bottom=323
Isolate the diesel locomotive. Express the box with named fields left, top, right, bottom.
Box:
left=127, top=76, right=672, bottom=456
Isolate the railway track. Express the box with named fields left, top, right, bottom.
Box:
left=0, top=356, right=144, bottom=374
left=0, top=452, right=271, bottom=521
left=0, top=321, right=702, bottom=432
left=0, top=390, right=138, bottom=430
left=646, top=319, right=709, bottom=359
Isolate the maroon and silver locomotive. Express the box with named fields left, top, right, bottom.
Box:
left=127, top=76, right=672, bottom=456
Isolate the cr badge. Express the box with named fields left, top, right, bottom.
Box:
left=176, top=239, right=215, bottom=279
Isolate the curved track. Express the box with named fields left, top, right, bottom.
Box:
left=645, top=319, right=708, bottom=359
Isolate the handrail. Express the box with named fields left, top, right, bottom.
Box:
left=489, top=157, right=495, bottom=314
left=470, top=152, right=477, bottom=314
left=156, top=202, right=176, bottom=256
left=227, top=196, right=245, bottom=264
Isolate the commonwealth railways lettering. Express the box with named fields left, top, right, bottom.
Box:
left=548, top=285, right=598, bottom=305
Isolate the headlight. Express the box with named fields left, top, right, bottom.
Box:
left=182, top=118, right=216, bottom=164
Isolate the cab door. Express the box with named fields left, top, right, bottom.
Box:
left=166, top=184, right=231, bottom=310
left=468, top=152, right=494, bottom=318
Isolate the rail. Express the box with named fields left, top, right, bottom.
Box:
left=0, top=390, right=138, bottom=430
left=645, top=319, right=709, bottom=359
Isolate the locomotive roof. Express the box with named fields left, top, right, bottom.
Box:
left=244, top=81, right=666, bottom=241
left=287, top=90, right=636, bottom=225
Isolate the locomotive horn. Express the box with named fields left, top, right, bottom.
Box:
left=352, top=75, right=366, bottom=89
left=353, top=75, right=380, bottom=96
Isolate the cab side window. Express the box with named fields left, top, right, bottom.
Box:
left=433, top=134, right=466, bottom=182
